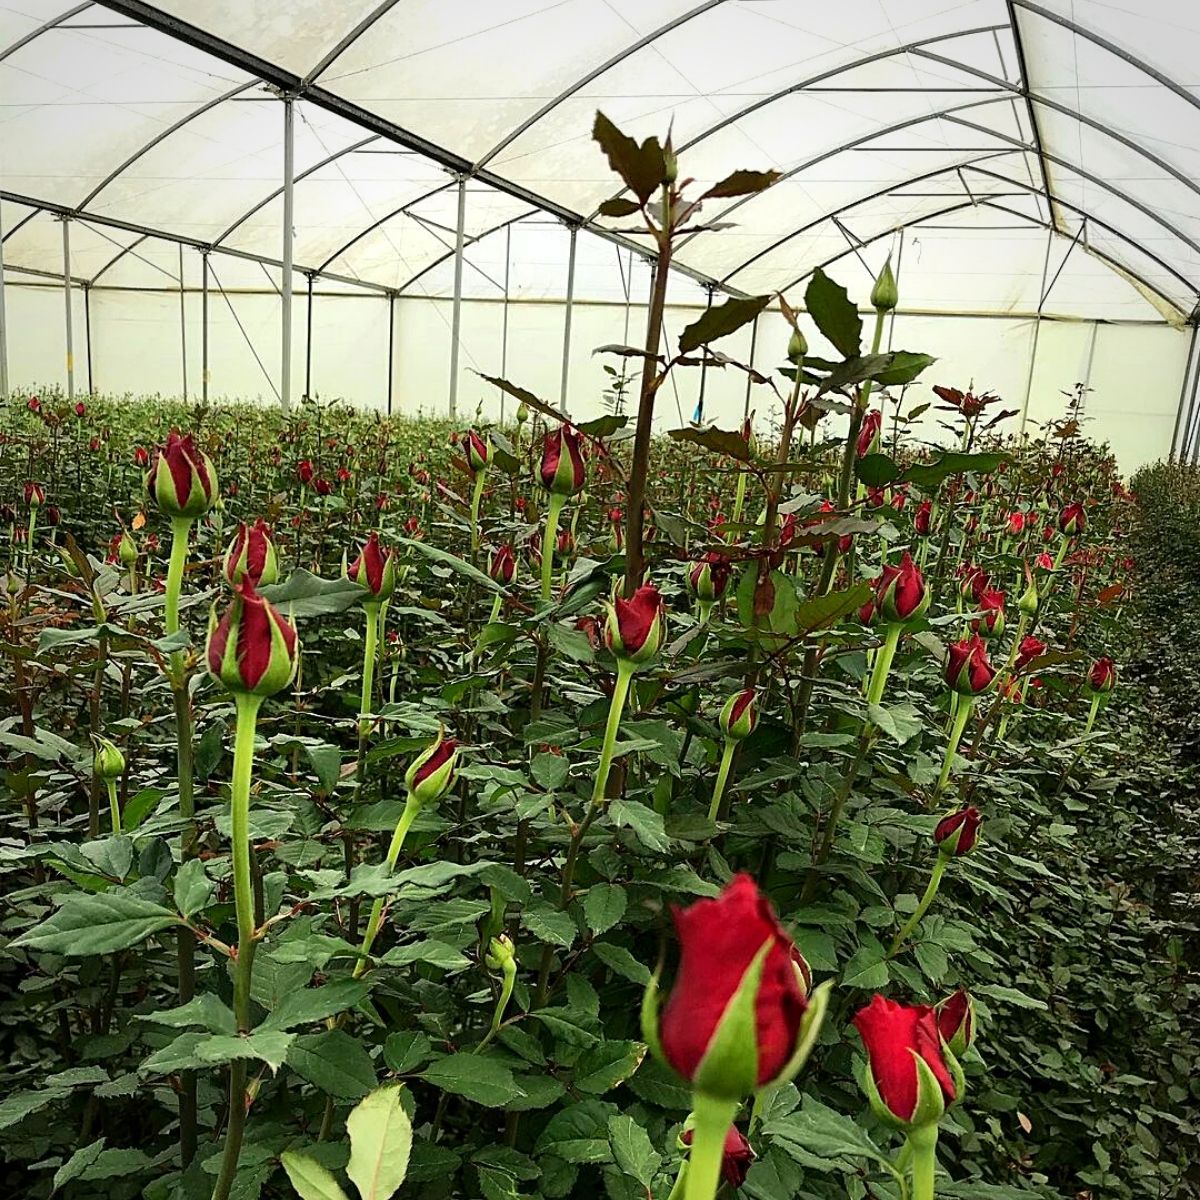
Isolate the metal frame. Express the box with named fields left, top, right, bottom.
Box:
left=448, top=175, right=467, bottom=418
left=280, top=93, right=296, bottom=411
left=1170, top=325, right=1199, bottom=459
left=62, top=217, right=75, bottom=399
left=560, top=224, right=578, bottom=413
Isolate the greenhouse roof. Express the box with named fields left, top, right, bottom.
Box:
left=2, top=0, right=1199, bottom=322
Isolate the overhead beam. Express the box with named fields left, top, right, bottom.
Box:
left=1003, top=1, right=1054, bottom=219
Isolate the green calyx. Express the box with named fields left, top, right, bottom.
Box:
left=92, top=735, right=126, bottom=780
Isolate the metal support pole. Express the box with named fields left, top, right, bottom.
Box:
left=448, top=173, right=467, bottom=418
left=178, top=243, right=188, bottom=399
left=696, top=283, right=714, bottom=424
left=280, top=93, right=295, bottom=412
left=560, top=223, right=578, bottom=414
left=1169, top=324, right=1198, bottom=460
left=0, top=195, right=9, bottom=399
left=1189, top=354, right=1200, bottom=464
left=1081, top=319, right=1098, bottom=403
left=500, top=223, right=511, bottom=421
left=305, top=272, right=314, bottom=400
left=62, top=216, right=74, bottom=400
left=742, top=315, right=759, bottom=423
left=886, top=229, right=906, bottom=352
left=386, top=292, right=396, bottom=416
left=83, top=283, right=93, bottom=393
left=201, top=250, right=210, bottom=403
left=1018, top=225, right=1056, bottom=436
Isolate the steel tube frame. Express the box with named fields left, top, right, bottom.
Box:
left=83, top=282, right=94, bottom=393
left=0, top=189, right=8, bottom=399
left=500, top=224, right=511, bottom=421
left=280, top=93, right=295, bottom=411
left=1170, top=325, right=1198, bottom=459
left=560, top=224, right=578, bottom=414
left=62, top=217, right=75, bottom=399
left=201, top=250, right=210, bottom=403
left=386, top=292, right=396, bottom=416
left=1019, top=225, right=1057, bottom=435
left=305, top=272, right=315, bottom=400
left=448, top=175, right=467, bottom=418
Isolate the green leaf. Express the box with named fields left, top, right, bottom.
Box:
left=173, top=858, right=213, bottom=919
left=262, top=979, right=372, bottom=1031
left=281, top=1152, right=352, bottom=1200
left=14, top=890, right=178, bottom=955
left=867, top=701, right=922, bottom=745
left=347, top=1085, right=413, bottom=1200
left=259, top=568, right=366, bottom=617
left=420, top=1053, right=525, bottom=1107
left=583, top=883, right=627, bottom=936
left=521, top=903, right=578, bottom=950
left=140, top=1029, right=295, bottom=1075
left=607, top=1113, right=661, bottom=1186
left=667, top=425, right=751, bottom=462
left=575, top=414, right=629, bottom=438
left=138, top=993, right=236, bottom=1034
left=398, top=537, right=499, bottom=592
left=591, top=942, right=652, bottom=985
left=765, top=1095, right=892, bottom=1168
left=383, top=1031, right=433, bottom=1074
left=874, top=350, right=936, bottom=386
left=288, top=1030, right=377, bottom=1099
left=531, top=751, right=570, bottom=791
left=899, top=452, right=1007, bottom=488
left=381, top=939, right=472, bottom=972
left=575, top=1041, right=647, bottom=1094
left=701, top=169, right=781, bottom=200
left=608, top=800, right=671, bottom=853
left=678, top=295, right=772, bottom=355
left=53, top=1139, right=108, bottom=1191
left=535, top=1100, right=618, bottom=1165
left=592, top=111, right=665, bottom=204
left=973, top=984, right=1048, bottom=1010
left=791, top=583, right=873, bottom=637
left=840, top=945, right=889, bottom=991
left=855, top=453, right=900, bottom=488
left=597, top=198, right=641, bottom=218
left=305, top=743, right=342, bottom=793
left=805, top=268, right=862, bottom=358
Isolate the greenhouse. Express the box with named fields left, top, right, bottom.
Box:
left=1, top=3, right=1198, bottom=1200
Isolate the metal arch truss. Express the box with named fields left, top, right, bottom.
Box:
left=0, top=0, right=1195, bottom=312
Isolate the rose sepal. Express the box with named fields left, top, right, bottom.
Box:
left=859, top=1046, right=953, bottom=1131
left=769, top=978, right=831, bottom=1091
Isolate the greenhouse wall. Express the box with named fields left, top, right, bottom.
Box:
left=2, top=279, right=1189, bottom=472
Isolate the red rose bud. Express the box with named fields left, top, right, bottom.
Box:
left=147, top=431, right=217, bottom=519
left=688, top=552, right=731, bottom=603
left=1035, top=550, right=1053, bottom=570
left=1088, top=656, right=1116, bottom=694
left=133, top=446, right=150, bottom=468
left=540, top=425, right=586, bottom=496
left=206, top=579, right=299, bottom=698
left=877, top=550, right=929, bottom=623
left=74, top=401, right=86, bottom=418
left=404, top=731, right=459, bottom=804
left=654, top=874, right=818, bottom=1099
left=914, top=499, right=932, bottom=536
left=853, top=994, right=959, bottom=1129
left=972, top=588, right=1006, bottom=639
left=719, top=689, right=757, bottom=741
left=465, top=430, right=490, bottom=474
left=1015, top=634, right=1047, bottom=671
left=1006, top=511, right=1024, bottom=535
left=224, top=519, right=279, bottom=588
left=27, top=396, right=40, bottom=412
left=934, top=805, right=982, bottom=856
left=944, top=635, right=996, bottom=695
left=1059, top=501, right=1086, bottom=536
left=24, top=481, right=45, bottom=508
left=936, top=989, right=976, bottom=1058
left=43, top=505, right=61, bottom=527
left=347, top=531, right=397, bottom=603
left=858, top=596, right=878, bottom=627
left=489, top=544, right=516, bottom=586
left=604, top=584, right=665, bottom=667
left=856, top=409, right=882, bottom=458
left=297, top=459, right=315, bottom=484
left=681, top=1125, right=756, bottom=1189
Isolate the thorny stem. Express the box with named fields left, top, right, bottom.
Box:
left=888, top=854, right=949, bottom=957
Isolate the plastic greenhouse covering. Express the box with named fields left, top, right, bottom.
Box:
left=2, top=0, right=1200, bottom=469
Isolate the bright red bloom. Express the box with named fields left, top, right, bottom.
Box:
left=1089, top=656, right=1116, bottom=693
left=23, top=481, right=45, bottom=507
left=660, top=875, right=807, bottom=1090
left=147, top=431, right=216, bottom=519
left=944, top=635, right=995, bottom=695
left=853, top=995, right=956, bottom=1124
left=937, top=989, right=975, bottom=1057
left=540, top=425, right=586, bottom=495
left=297, top=459, right=315, bottom=484
left=681, top=1125, right=756, bottom=1189
left=224, top=519, right=278, bottom=587
left=689, top=552, right=731, bottom=602
left=314, top=477, right=333, bottom=496
left=1006, top=511, right=1024, bottom=535
left=206, top=579, right=298, bottom=697
left=465, top=430, right=490, bottom=474
left=876, top=550, right=928, bottom=623
left=1035, top=551, right=1053, bottom=570
left=348, top=531, right=396, bottom=601
left=489, top=544, right=516, bottom=585
left=972, top=588, right=1005, bottom=638
left=605, top=584, right=665, bottom=663
left=1015, top=635, right=1047, bottom=671
left=74, top=401, right=86, bottom=418
left=934, top=806, right=982, bottom=855
left=856, top=409, right=882, bottom=458
left=1059, top=501, right=1087, bottom=536
left=133, top=446, right=150, bottom=468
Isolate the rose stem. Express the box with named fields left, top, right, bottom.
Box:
left=706, top=738, right=737, bottom=824
left=683, top=1093, right=740, bottom=1200
left=353, top=790, right=422, bottom=978
left=209, top=691, right=264, bottom=1200
left=887, top=854, right=948, bottom=958
left=866, top=622, right=903, bottom=708
left=907, top=1123, right=939, bottom=1200
left=539, top=491, right=566, bottom=602
left=933, top=696, right=974, bottom=802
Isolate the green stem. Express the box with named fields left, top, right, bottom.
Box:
left=666, top=1162, right=689, bottom=1200
left=888, top=854, right=948, bottom=957
left=105, top=778, right=121, bottom=836
left=800, top=729, right=874, bottom=902
left=707, top=739, right=737, bottom=824
left=908, top=1123, right=939, bottom=1200
left=866, top=623, right=903, bottom=709
left=164, top=516, right=192, bottom=680
left=359, top=603, right=380, bottom=738
left=1082, top=691, right=1102, bottom=737
left=470, top=470, right=486, bottom=553
left=354, top=790, right=422, bottom=978
left=683, top=1093, right=740, bottom=1200
left=730, top=468, right=748, bottom=532
left=540, top=492, right=567, bottom=603
left=476, top=957, right=516, bottom=1052
left=210, top=692, right=263, bottom=1200
left=590, top=660, right=635, bottom=808
left=26, top=509, right=38, bottom=574
left=934, top=697, right=974, bottom=801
